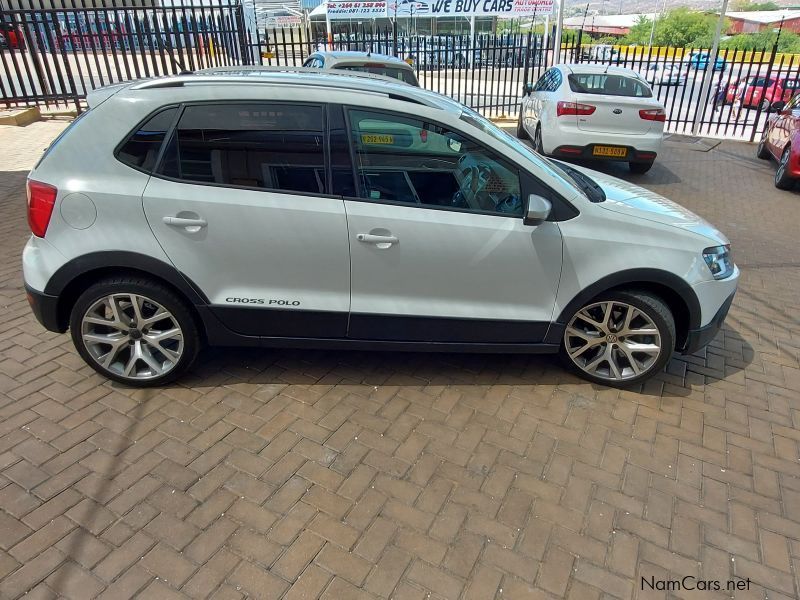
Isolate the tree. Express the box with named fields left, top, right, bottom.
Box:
left=732, top=0, right=780, bottom=11
left=622, top=8, right=718, bottom=47
left=721, top=30, right=800, bottom=52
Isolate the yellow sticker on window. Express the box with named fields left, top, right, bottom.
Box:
left=361, top=134, right=395, bottom=145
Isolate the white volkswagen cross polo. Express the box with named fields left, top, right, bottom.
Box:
left=23, top=69, right=737, bottom=388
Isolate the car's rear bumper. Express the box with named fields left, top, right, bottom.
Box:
left=25, top=284, right=65, bottom=333
left=543, top=126, right=663, bottom=160
left=550, top=143, right=658, bottom=163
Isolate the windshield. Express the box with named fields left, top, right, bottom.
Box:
left=335, top=64, right=419, bottom=86
left=458, top=107, right=588, bottom=201
left=568, top=73, right=652, bottom=98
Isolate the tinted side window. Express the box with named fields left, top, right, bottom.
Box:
left=117, top=107, right=178, bottom=172
left=347, top=109, right=522, bottom=217
left=159, top=103, right=325, bottom=194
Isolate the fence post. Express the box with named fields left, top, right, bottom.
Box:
left=750, top=25, right=782, bottom=142
left=522, top=30, right=532, bottom=94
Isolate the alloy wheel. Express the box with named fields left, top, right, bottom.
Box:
left=80, top=293, right=184, bottom=380
left=564, top=300, right=662, bottom=381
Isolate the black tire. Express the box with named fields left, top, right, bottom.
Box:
left=559, top=289, right=676, bottom=388
left=629, top=160, right=654, bottom=174
left=534, top=125, right=545, bottom=154
left=775, top=146, right=796, bottom=190
left=516, top=111, right=527, bottom=140
left=756, top=130, right=771, bottom=160
left=69, top=277, right=200, bottom=387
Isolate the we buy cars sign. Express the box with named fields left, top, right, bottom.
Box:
left=428, top=0, right=553, bottom=15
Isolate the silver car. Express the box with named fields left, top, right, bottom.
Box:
left=302, top=50, right=419, bottom=86
left=23, top=69, right=738, bottom=388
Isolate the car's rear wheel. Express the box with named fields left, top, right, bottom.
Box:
left=70, top=277, right=200, bottom=387
left=775, top=146, right=796, bottom=189
left=516, top=110, right=527, bottom=140
left=629, top=160, right=654, bottom=174
left=534, top=125, right=545, bottom=154
left=560, top=290, right=675, bottom=387
left=756, top=129, right=772, bottom=159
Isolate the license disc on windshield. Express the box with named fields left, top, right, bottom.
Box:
left=593, top=145, right=627, bottom=158
left=361, top=134, right=394, bottom=145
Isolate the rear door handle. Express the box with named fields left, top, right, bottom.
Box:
left=163, top=216, right=207, bottom=230
left=357, top=233, right=398, bottom=245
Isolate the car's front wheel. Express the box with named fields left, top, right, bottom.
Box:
left=560, top=290, right=675, bottom=387
left=70, top=277, right=200, bottom=387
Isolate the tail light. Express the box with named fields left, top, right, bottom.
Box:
left=639, top=108, right=666, bottom=122
left=26, top=180, right=58, bottom=238
left=557, top=101, right=596, bottom=117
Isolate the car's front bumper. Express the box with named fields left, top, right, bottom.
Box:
left=683, top=290, right=735, bottom=354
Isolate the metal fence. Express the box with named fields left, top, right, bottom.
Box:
left=568, top=42, right=800, bottom=141
left=259, top=27, right=800, bottom=141
left=4, top=6, right=800, bottom=142
left=0, top=0, right=253, bottom=110
left=259, top=26, right=546, bottom=118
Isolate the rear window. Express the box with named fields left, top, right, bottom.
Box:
left=783, top=78, right=800, bottom=89
left=568, top=73, right=652, bottom=98
left=334, top=64, right=419, bottom=86
left=747, top=77, right=775, bottom=86
left=116, top=107, right=178, bottom=172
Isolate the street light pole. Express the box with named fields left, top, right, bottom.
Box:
left=693, top=0, right=729, bottom=135
left=554, top=0, right=565, bottom=60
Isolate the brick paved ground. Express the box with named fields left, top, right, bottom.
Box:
left=0, top=121, right=798, bottom=600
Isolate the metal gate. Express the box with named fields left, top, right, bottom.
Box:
left=0, top=0, right=253, bottom=111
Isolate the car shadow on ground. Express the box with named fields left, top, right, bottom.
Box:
left=172, top=325, right=753, bottom=399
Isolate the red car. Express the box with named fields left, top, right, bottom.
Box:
left=757, top=94, right=800, bottom=189
left=726, top=75, right=800, bottom=111
left=0, top=21, right=25, bottom=50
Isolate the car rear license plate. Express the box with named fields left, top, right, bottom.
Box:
left=593, top=145, right=627, bottom=158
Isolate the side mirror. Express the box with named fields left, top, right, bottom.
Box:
left=770, top=101, right=786, bottom=113
left=523, top=82, right=534, bottom=95
left=524, top=194, right=552, bottom=226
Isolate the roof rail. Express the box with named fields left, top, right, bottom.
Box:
left=129, top=68, right=443, bottom=108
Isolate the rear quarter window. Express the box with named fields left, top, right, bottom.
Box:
left=116, top=106, right=179, bottom=172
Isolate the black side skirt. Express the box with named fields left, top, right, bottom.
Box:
left=202, top=306, right=560, bottom=352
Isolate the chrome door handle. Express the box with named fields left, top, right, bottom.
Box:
left=356, top=233, right=398, bottom=245
left=163, top=216, right=207, bottom=229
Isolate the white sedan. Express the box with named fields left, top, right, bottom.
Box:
left=518, top=64, right=666, bottom=173
left=643, top=63, right=687, bottom=86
